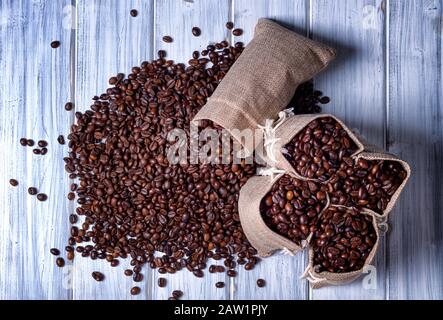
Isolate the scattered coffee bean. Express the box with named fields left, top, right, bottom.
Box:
left=133, top=273, right=143, bottom=282
left=130, top=9, right=138, bottom=17
left=67, top=251, right=75, bottom=261
left=130, top=286, right=141, bottom=295
left=36, top=193, right=48, bottom=202
left=124, top=269, right=133, bottom=276
left=9, top=179, right=18, bottom=187
left=157, top=50, right=166, bottom=59
left=69, top=214, right=78, bottom=224
left=33, top=148, right=41, bottom=155
left=227, top=270, right=237, bottom=277
left=192, top=27, right=201, bottom=37
left=67, top=192, right=75, bottom=201
left=26, top=139, right=35, bottom=147
left=226, top=21, right=234, bottom=30
left=38, top=140, right=48, bottom=148
left=20, top=138, right=28, bottom=146
left=257, top=279, right=266, bottom=288
left=172, top=290, right=183, bottom=299
left=56, top=257, right=65, bottom=267
left=57, top=135, right=65, bottom=145
left=110, top=259, right=119, bottom=267
left=40, top=147, right=48, bottom=155
left=158, top=277, right=167, bottom=287
left=28, top=187, right=38, bottom=195
left=50, top=248, right=60, bottom=256
left=162, top=35, right=173, bottom=43
left=64, top=102, right=74, bottom=111
left=215, top=282, right=225, bottom=288
left=232, top=28, right=243, bottom=36
left=50, top=41, right=60, bottom=48
left=92, top=271, right=104, bottom=282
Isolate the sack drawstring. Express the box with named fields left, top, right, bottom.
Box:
left=301, top=266, right=326, bottom=283
left=280, top=247, right=296, bottom=256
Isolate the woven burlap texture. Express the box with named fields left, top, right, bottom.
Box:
left=192, top=18, right=336, bottom=155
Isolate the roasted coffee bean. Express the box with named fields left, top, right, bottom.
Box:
left=312, top=207, right=377, bottom=273
left=92, top=271, right=104, bottom=282
left=37, top=193, right=48, bottom=202
left=172, top=290, right=183, bottom=298
left=33, top=148, right=41, bottom=155
left=260, top=174, right=326, bottom=245
left=133, top=273, right=144, bottom=282
left=20, top=138, right=28, bottom=146
left=192, top=27, right=201, bottom=37
left=50, top=248, right=60, bottom=256
left=162, top=35, right=173, bottom=43
left=130, top=286, right=141, bottom=295
left=282, top=117, right=358, bottom=181
left=67, top=251, right=75, bottom=261
left=64, top=102, right=74, bottom=111
left=157, top=50, right=166, bottom=59
left=130, top=9, right=138, bottom=17
left=227, top=270, right=237, bottom=277
left=41, top=148, right=48, bottom=155
left=38, top=140, right=48, bottom=148
left=215, top=281, right=225, bottom=288
left=67, top=192, right=75, bottom=201
left=158, top=277, right=167, bottom=287
left=56, top=257, right=65, bottom=267
left=193, top=270, right=204, bottom=278
left=256, top=279, right=266, bottom=288
left=124, top=269, right=133, bottom=276
left=57, top=135, right=65, bottom=145
left=9, top=179, right=18, bottom=187
left=26, top=139, right=35, bottom=147
left=225, top=21, right=234, bottom=30
left=69, top=214, right=78, bottom=224
left=50, top=41, right=60, bottom=48
left=232, top=28, right=243, bottom=36
left=110, top=259, right=119, bottom=267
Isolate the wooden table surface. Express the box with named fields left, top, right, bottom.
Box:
left=0, top=0, right=442, bottom=300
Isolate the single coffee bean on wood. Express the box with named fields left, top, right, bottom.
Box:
left=26, top=139, right=35, bottom=147
left=20, top=138, right=28, bottom=146
left=130, top=286, right=141, bottom=295
left=162, top=35, right=173, bottom=43
left=257, top=279, right=266, bottom=287
left=50, top=248, right=60, bottom=256
left=130, top=9, right=138, bottom=17
left=232, top=28, right=243, bottom=36
left=37, top=193, right=48, bottom=201
left=172, top=290, right=183, bottom=298
left=92, top=271, right=104, bottom=282
left=38, top=140, right=48, bottom=148
left=9, top=179, right=18, bottom=187
left=50, top=41, right=60, bottom=48
left=40, top=147, right=48, bottom=155
left=28, top=187, right=38, bottom=195
left=226, top=21, right=234, bottom=30
left=57, top=135, right=65, bottom=145
left=158, top=278, right=167, bottom=287
left=64, top=102, right=74, bottom=111
left=192, top=27, right=201, bottom=37
left=56, top=257, right=65, bottom=267
left=215, top=282, right=225, bottom=288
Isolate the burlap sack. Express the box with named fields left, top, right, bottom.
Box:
left=351, top=132, right=411, bottom=218
left=238, top=174, right=329, bottom=257
left=301, top=208, right=380, bottom=289
left=270, top=114, right=365, bottom=181
left=192, top=18, right=336, bottom=154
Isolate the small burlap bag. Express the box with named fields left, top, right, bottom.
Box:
left=238, top=175, right=303, bottom=257
left=351, top=131, right=411, bottom=219
left=192, top=18, right=336, bottom=154
left=301, top=208, right=380, bottom=289
left=269, top=114, right=364, bottom=180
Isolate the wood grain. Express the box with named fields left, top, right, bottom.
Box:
left=73, top=0, right=154, bottom=300
left=0, top=0, right=74, bottom=300
left=152, top=0, right=232, bottom=301
left=310, top=0, right=387, bottom=300
left=233, top=0, right=310, bottom=300
left=387, top=0, right=443, bottom=300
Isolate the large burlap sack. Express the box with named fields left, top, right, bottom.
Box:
left=192, top=18, right=336, bottom=154
left=301, top=207, right=380, bottom=289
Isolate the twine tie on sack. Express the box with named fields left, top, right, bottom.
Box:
left=301, top=266, right=326, bottom=283
left=257, top=108, right=294, bottom=180
left=376, top=216, right=389, bottom=235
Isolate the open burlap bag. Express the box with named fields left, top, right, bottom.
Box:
left=351, top=131, right=411, bottom=219
left=192, top=18, right=336, bottom=154
left=301, top=208, right=380, bottom=289
left=238, top=174, right=329, bottom=257
left=270, top=114, right=364, bottom=181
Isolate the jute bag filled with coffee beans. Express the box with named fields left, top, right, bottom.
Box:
left=192, top=18, right=336, bottom=154
left=301, top=206, right=380, bottom=289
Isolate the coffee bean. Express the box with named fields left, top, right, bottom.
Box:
left=57, top=135, right=65, bottom=145
left=67, top=251, right=75, bottom=261
left=9, top=179, right=18, bottom=187
left=130, top=286, right=141, bottom=295
left=256, top=279, right=266, bottom=287
left=225, top=21, right=234, bottom=30
left=20, top=138, right=28, bottom=146
left=37, top=193, right=48, bottom=202
left=232, top=29, right=243, bottom=36
left=124, top=269, right=133, bottom=276
left=56, top=257, right=65, bottom=267
left=110, top=259, right=119, bottom=267
left=227, top=270, right=237, bottom=277
left=50, top=41, right=60, bottom=48
left=67, top=192, right=75, bottom=201
left=40, top=147, right=48, bottom=155
left=133, top=273, right=143, bottom=282
left=162, top=36, right=173, bottom=43
left=158, top=277, right=167, bottom=287
left=92, top=271, right=104, bottom=282
left=38, top=140, right=48, bottom=148
left=319, top=96, right=330, bottom=104
left=215, top=282, right=225, bottom=288
left=26, top=139, right=35, bottom=147
left=69, top=214, right=78, bottom=224
left=130, top=9, right=138, bottom=17
left=172, top=290, right=183, bottom=298
left=64, top=102, right=74, bottom=111
left=157, top=50, right=166, bottom=59
left=192, top=27, right=201, bottom=37
left=50, top=248, right=60, bottom=256
left=33, top=148, right=41, bottom=155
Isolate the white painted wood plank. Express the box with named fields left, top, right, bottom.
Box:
left=310, top=0, right=387, bottom=299
left=0, top=0, right=74, bottom=299
left=152, top=0, right=232, bottom=300
left=73, top=0, right=154, bottom=300
left=233, top=0, right=310, bottom=300
left=387, top=0, right=443, bottom=300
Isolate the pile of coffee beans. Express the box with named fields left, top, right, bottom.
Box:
left=311, top=206, right=377, bottom=273
left=259, top=175, right=327, bottom=245
left=326, top=158, right=408, bottom=214
left=283, top=117, right=358, bottom=182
